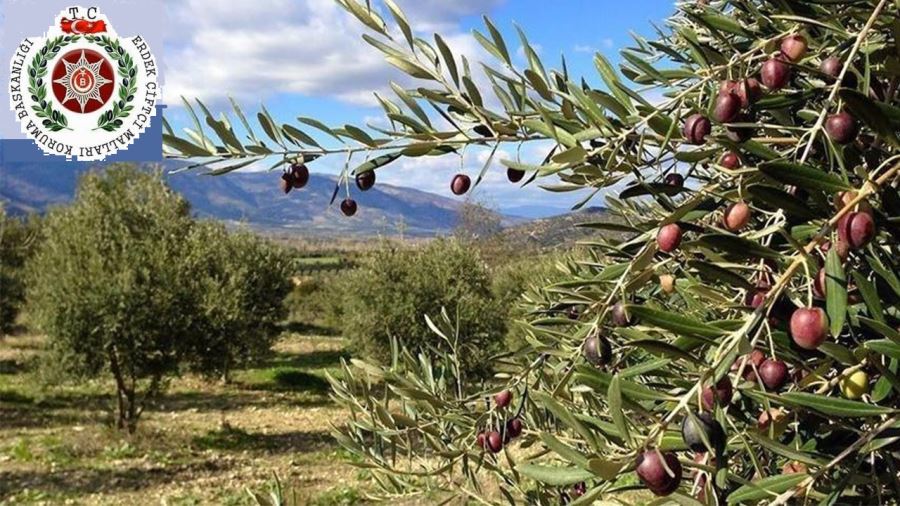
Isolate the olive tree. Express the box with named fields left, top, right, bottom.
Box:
left=27, top=166, right=197, bottom=432
left=165, top=0, right=900, bottom=503
left=27, top=167, right=293, bottom=432
left=341, top=239, right=507, bottom=379
left=184, top=222, right=293, bottom=382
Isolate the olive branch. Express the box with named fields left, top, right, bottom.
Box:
left=28, top=35, right=80, bottom=132
left=86, top=35, right=138, bottom=132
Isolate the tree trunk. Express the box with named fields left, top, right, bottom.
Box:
left=107, top=344, right=138, bottom=433
left=221, top=355, right=231, bottom=384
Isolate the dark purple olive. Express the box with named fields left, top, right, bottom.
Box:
left=761, top=58, right=791, bottom=90
left=570, top=482, right=587, bottom=500
left=636, top=450, right=682, bottom=496
left=583, top=333, right=613, bottom=367
left=735, top=78, right=763, bottom=108
left=825, top=112, right=858, bottom=144
left=713, top=92, right=741, bottom=123
left=486, top=431, right=503, bottom=453
left=507, top=168, right=525, bottom=183
left=505, top=418, right=523, bottom=440
left=291, top=163, right=309, bottom=189
left=683, top=114, right=711, bottom=145
left=759, top=358, right=789, bottom=391
left=837, top=211, right=875, bottom=249
left=701, top=377, right=733, bottom=411
left=745, top=287, right=766, bottom=309
left=340, top=198, right=358, bottom=217
left=664, top=173, right=684, bottom=188
left=451, top=174, right=471, bottom=196
left=355, top=170, right=376, bottom=191
left=813, top=267, right=827, bottom=298
left=719, top=80, right=738, bottom=96
left=820, top=57, right=842, bottom=81
left=494, top=390, right=512, bottom=408
left=611, top=302, right=634, bottom=327
left=820, top=58, right=858, bottom=88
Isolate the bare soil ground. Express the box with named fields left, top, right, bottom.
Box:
left=0, top=333, right=368, bottom=505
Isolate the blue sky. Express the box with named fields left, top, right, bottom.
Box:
left=163, top=0, right=677, bottom=214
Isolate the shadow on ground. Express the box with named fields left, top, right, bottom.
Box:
left=232, top=347, right=347, bottom=394
left=0, top=358, right=28, bottom=375
left=0, top=387, right=332, bottom=432
left=0, top=459, right=232, bottom=500
left=281, top=321, right=341, bottom=337
left=269, top=348, right=349, bottom=370
left=192, top=426, right=334, bottom=454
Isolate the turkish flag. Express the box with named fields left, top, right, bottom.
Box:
left=60, top=18, right=107, bottom=34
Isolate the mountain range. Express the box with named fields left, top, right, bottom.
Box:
left=0, top=162, right=525, bottom=236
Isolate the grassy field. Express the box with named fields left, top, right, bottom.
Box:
left=0, top=332, right=372, bottom=505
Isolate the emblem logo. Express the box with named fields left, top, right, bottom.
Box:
left=7, top=6, right=159, bottom=161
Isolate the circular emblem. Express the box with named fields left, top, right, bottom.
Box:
left=7, top=7, right=159, bottom=161
left=52, top=49, right=114, bottom=114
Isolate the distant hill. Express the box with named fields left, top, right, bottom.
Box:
left=499, top=205, right=576, bottom=220
left=496, top=207, right=620, bottom=250
left=0, top=162, right=517, bottom=237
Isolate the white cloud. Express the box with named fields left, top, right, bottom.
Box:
left=573, top=38, right=614, bottom=54
left=398, top=0, right=504, bottom=32
left=163, top=0, right=504, bottom=106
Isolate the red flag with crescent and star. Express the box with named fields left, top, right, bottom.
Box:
left=60, top=18, right=107, bottom=34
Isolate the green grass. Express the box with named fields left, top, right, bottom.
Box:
left=101, top=441, right=138, bottom=460
left=310, top=485, right=362, bottom=505
left=8, top=437, right=34, bottom=462
left=5, top=489, right=72, bottom=503
left=232, top=340, right=347, bottom=394
left=235, top=365, right=330, bottom=393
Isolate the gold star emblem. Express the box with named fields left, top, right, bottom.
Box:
left=52, top=50, right=112, bottom=113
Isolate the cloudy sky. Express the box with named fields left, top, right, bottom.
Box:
left=163, top=0, right=676, bottom=215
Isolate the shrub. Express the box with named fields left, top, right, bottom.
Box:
left=341, top=239, right=505, bottom=378
left=183, top=222, right=293, bottom=381
left=0, top=208, right=38, bottom=335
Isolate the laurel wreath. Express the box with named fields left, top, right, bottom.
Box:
left=86, top=35, right=138, bottom=132
left=28, top=35, right=80, bottom=132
